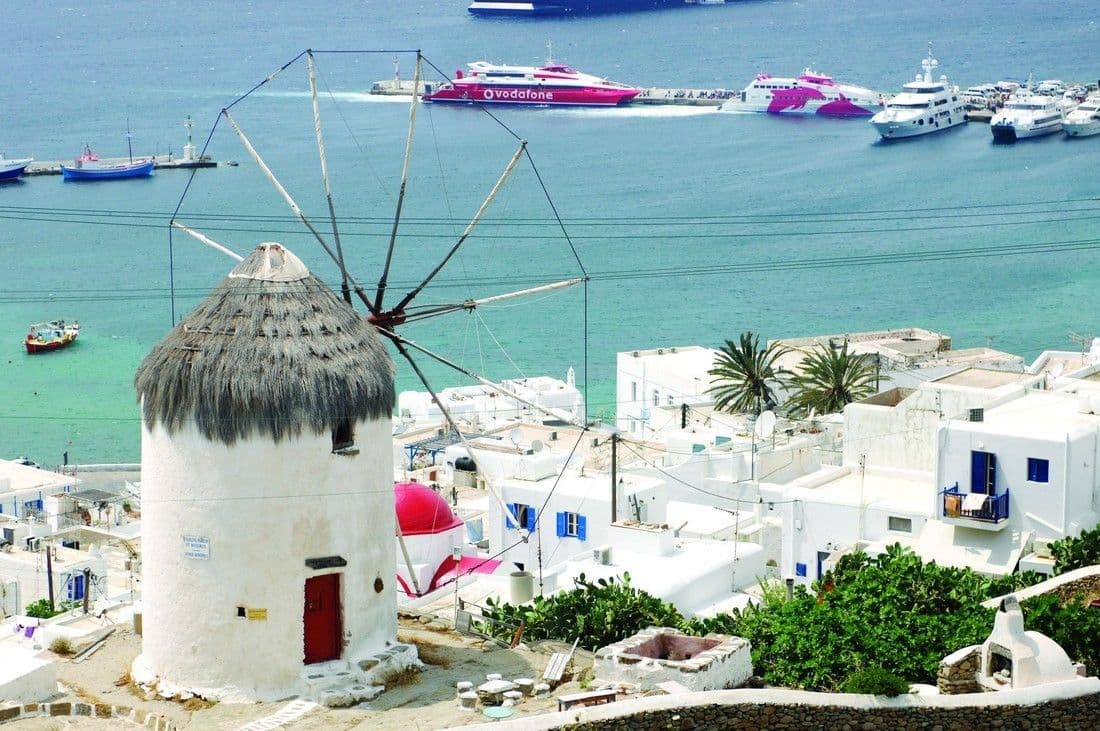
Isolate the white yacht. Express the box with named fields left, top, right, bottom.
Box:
left=870, top=46, right=966, bottom=140
left=989, top=89, right=1066, bottom=142
left=1063, top=96, right=1100, bottom=138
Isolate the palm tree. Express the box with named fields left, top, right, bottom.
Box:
left=786, top=341, right=878, bottom=417
left=708, top=332, right=790, bottom=415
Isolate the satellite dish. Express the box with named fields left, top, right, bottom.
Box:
left=754, top=410, right=777, bottom=439
left=508, top=427, right=522, bottom=447
left=530, top=439, right=544, bottom=453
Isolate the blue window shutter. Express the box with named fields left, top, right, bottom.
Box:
left=795, top=563, right=807, bottom=578
left=505, top=503, right=516, bottom=529
left=556, top=512, right=566, bottom=537
left=988, top=453, right=997, bottom=492
left=524, top=506, right=537, bottom=531
left=577, top=515, right=587, bottom=541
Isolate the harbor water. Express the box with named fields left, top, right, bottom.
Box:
left=2, top=0, right=1099, bottom=464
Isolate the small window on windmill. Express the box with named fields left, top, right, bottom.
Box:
left=332, top=418, right=355, bottom=453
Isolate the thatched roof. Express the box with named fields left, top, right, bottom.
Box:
left=136, top=243, right=394, bottom=445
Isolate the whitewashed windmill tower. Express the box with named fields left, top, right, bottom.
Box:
left=133, top=242, right=412, bottom=702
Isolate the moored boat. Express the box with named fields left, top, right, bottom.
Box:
left=719, top=70, right=885, bottom=117
left=468, top=0, right=682, bottom=15
left=989, top=89, right=1066, bottom=143
left=24, top=320, right=80, bottom=354
left=1064, top=96, right=1100, bottom=138
left=60, top=146, right=154, bottom=181
left=423, top=58, right=639, bottom=107
left=870, top=46, right=966, bottom=140
left=0, top=156, right=33, bottom=182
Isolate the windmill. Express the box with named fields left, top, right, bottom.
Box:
left=166, top=49, right=592, bottom=594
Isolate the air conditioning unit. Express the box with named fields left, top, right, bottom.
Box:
left=549, top=431, right=558, bottom=441
left=1032, top=539, right=1054, bottom=560
left=25, top=537, right=41, bottom=552
left=592, top=546, right=613, bottom=566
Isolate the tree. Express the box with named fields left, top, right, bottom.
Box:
left=785, top=341, right=878, bottom=418
left=708, top=332, right=790, bottom=415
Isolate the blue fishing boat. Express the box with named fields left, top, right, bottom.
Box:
left=0, top=157, right=33, bottom=182
left=60, top=146, right=154, bottom=181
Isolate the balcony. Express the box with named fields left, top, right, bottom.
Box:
left=940, top=483, right=1009, bottom=531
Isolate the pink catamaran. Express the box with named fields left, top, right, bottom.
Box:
left=423, top=59, right=639, bottom=107
left=719, top=70, right=886, bottom=117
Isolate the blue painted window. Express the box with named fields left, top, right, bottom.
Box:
left=1027, top=458, right=1049, bottom=483
left=795, top=563, right=807, bottom=578
left=67, top=574, right=85, bottom=601
left=970, top=451, right=997, bottom=495
left=506, top=503, right=536, bottom=531
left=555, top=512, right=587, bottom=540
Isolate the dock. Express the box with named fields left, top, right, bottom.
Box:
left=24, top=154, right=223, bottom=177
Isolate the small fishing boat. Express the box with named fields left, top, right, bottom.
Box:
left=0, top=156, right=33, bottom=182
left=24, top=320, right=80, bottom=353
left=60, top=146, right=154, bottom=180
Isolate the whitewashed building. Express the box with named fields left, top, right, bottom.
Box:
left=616, top=346, right=719, bottom=438
left=132, top=244, right=412, bottom=702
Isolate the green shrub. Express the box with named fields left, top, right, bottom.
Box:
left=1050, top=526, right=1100, bottom=574
left=25, top=598, right=76, bottom=619
left=840, top=668, right=910, bottom=696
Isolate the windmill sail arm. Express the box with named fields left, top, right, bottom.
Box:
left=396, top=278, right=587, bottom=325
left=171, top=221, right=244, bottom=262
left=391, top=140, right=527, bottom=314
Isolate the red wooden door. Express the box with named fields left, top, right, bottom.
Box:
left=303, top=574, right=342, bottom=664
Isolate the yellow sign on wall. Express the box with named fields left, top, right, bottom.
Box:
left=246, top=608, right=268, bottom=621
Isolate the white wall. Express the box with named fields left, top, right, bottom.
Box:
left=616, top=347, right=718, bottom=436
left=937, top=421, right=1096, bottom=540
left=135, top=416, right=395, bottom=702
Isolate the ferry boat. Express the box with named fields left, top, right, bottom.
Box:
left=990, top=90, right=1067, bottom=142
left=0, top=157, right=33, bottom=182
left=1063, top=96, right=1100, bottom=138
left=468, top=0, right=681, bottom=15
left=718, top=70, right=884, bottom=117
left=24, top=320, right=80, bottom=354
left=870, top=46, right=966, bottom=140
left=422, top=60, right=639, bottom=107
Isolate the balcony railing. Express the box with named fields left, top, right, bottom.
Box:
left=941, top=483, right=1009, bottom=524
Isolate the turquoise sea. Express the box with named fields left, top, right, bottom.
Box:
left=2, top=0, right=1099, bottom=464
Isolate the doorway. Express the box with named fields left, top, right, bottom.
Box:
left=303, top=574, right=342, bottom=664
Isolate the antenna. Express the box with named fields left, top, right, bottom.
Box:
left=1070, top=331, right=1094, bottom=363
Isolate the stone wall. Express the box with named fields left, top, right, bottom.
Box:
left=0, top=701, right=178, bottom=729
left=454, top=678, right=1100, bottom=731
left=937, top=646, right=982, bottom=695
left=983, top=565, right=1100, bottom=609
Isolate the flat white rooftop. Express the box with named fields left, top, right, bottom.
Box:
left=786, top=466, right=933, bottom=513
left=932, top=367, right=1035, bottom=390
left=955, top=390, right=1100, bottom=438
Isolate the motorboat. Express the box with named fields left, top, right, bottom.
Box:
left=1062, top=95, right=1100, bottom=137
left=989, top=89, right=1066, bottom=142
left=422, top=58, right=639, bottom=107
left=718, top=70, right=885, bottom=117
left=870, top=46, right=966, bottom=139
left=24, top=320, right=80, bottom=354
left=0, top=156, right=33, bottom=182
left=60, top=146, right=154, bottom=180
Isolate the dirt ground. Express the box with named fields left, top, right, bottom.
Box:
left=4, top=617, right=591, bottom=730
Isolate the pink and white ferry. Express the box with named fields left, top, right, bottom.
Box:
left=718, top=70, right=885, bottom=117
left=422, top=60, right=640, bottom=107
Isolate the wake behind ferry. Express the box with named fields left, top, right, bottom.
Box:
left=422, top=59, right=639, bottom=107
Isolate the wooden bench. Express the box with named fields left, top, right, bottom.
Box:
left=557, top=688, right=616, bottom=712
left=542, top=637, right=580, bottom=686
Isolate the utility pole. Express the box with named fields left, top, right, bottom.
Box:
left=45, top=541, right=55, bottom=612
left=610, top=433, right=618, bottom=523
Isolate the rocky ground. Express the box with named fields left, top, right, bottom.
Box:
left=3, top=615, right=593, bottom=730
